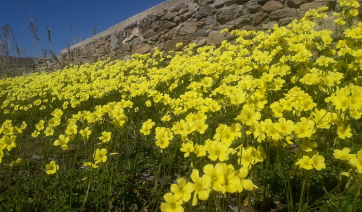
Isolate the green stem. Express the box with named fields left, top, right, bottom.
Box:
left=81, top=171, right=92, bottom=212
left=298, top=170, right=309, bottom=212
left=351, top=185, right=360, bottom=212
left=307, top=179, right=348, bottom=210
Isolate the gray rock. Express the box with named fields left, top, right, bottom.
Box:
left=199, top=5, right=213, bottom=17
left=252, top=11, right=269, bottom=25
left=269, top=8, right=297, bottom=20
left=206, top=31, right=225, bottom=45
left=262, top=21, right=279, bottom=30
left=214, top=0, right=247, bottom=8
left=111, top=34, right=118, bottom=51
left=298, top=0, right=335, bottom=18
left=132, top=44, right=151, bottom=54
left=247, top=0, right=262, bottom=13
left=287, top=0, right=310, bottom=8
left=151, top=21, right=176, bottom=32
left=279, top=17, right=295, bottom=25
left=256, top=0, right=270, bottom=4
left=120, top=43, right=131, bottom=52
left=314, top=15, right=335, bottom=31
left=190, top=28, right=208, bottom=38
left=178, top=7, right=190, bottom=15
left=143, top=30, right=157, bottom=39
left=171, top=3, right=186, bottom=12
left=141, top=22, right=152, bottom=33
left=217, top=5, right=245, bottom=24
left=180, top=22, right=200, bottom=35
left=228, top=15, right=253, bottom=29
left=123, top=28, right=140, bottom=43
left=196, top=38, right=207, bottom=47
left=155, top=42, right=166, bottom=50
left=174, top=13, right=192, bottom=23
left=206, top=15, right=215, bottom=25
left=199, top=0, right=214, bottom=5
left=165, top=37, right=189, bottom=51
left=95, top=39, right=106, bottom=48
left=164, top=28, right=176, bottom=39
left=262, top=1, right=284, bottom=13
left=161, top=12, right=177, bottom=21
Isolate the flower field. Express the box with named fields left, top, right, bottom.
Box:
left=1, top=0, right=362, bottom=211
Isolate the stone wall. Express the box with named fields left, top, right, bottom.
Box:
left=39, top=0, right=362, bottom=71
left=0, top=56, right=43, bottom=77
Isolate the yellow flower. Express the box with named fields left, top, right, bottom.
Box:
left=224, top=165, right=241, bottom=193
left=145, top=100, right=152, bottom=107
left=65, top=124, right=77, bottom=135
left=54, top=134, right=70, bottom=150
left=193, top=144, right=206, bottom=157
left=160, top=193, right=184, bottom=212
left=1, top=135, right=16, bottom=151
left=207, top=141, right=230, bottom=162
left=180, top=141, right=194, bottom=157
left=300, top=139, right=317, bottom=152
left=46, top=161, right=59, bottom=175
left=310, top=154, right=326, bottom=170
left=10, top=158, right=22, bottom=166
left=35, top=120, right=45, bottom=130
left=193, top=119, right=208, bottom=134
left=203, top=163, right=226, bottom=193
left=94, top=148, right=107, bottom=164
left=221, top=127, right=236, bottom=146
left=140, top=119, right=155, bottom=135
left=155, top=127, right=173, bottom=149
left=99, top=131, right=112, bottom=143
left=236, top=167, right=254, bottom=192
left=44, top=127, right=54, bottom=136
left=161, top=115, right=171, bottom=122
left=238, top=146, right=264, bottom=168
left=190, top=169, right=211, bottom=206
left=337, top=125, right=352, bottom=139
left=170, top=178, right=195, bottom=202
left=333, top=148, right=355, bottom=161
left=80, top=127, right=92, bottom=139
left=349, top=149, right=362, bottom=174
left=48, top=118, right=61, bottom=128
left=235, top=106, right=261, bottom=126
left=294, top=117, right=315, bottom=138
left=295, top=156, right=313, bottom=170
left=83, top=162, right=99, bottom=170
left=31, top=130, right=40, bottom=138
left=51, top=108, right=63, bottom=118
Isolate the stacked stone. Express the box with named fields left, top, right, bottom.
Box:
left=45, top=0, right=362, bottom=71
